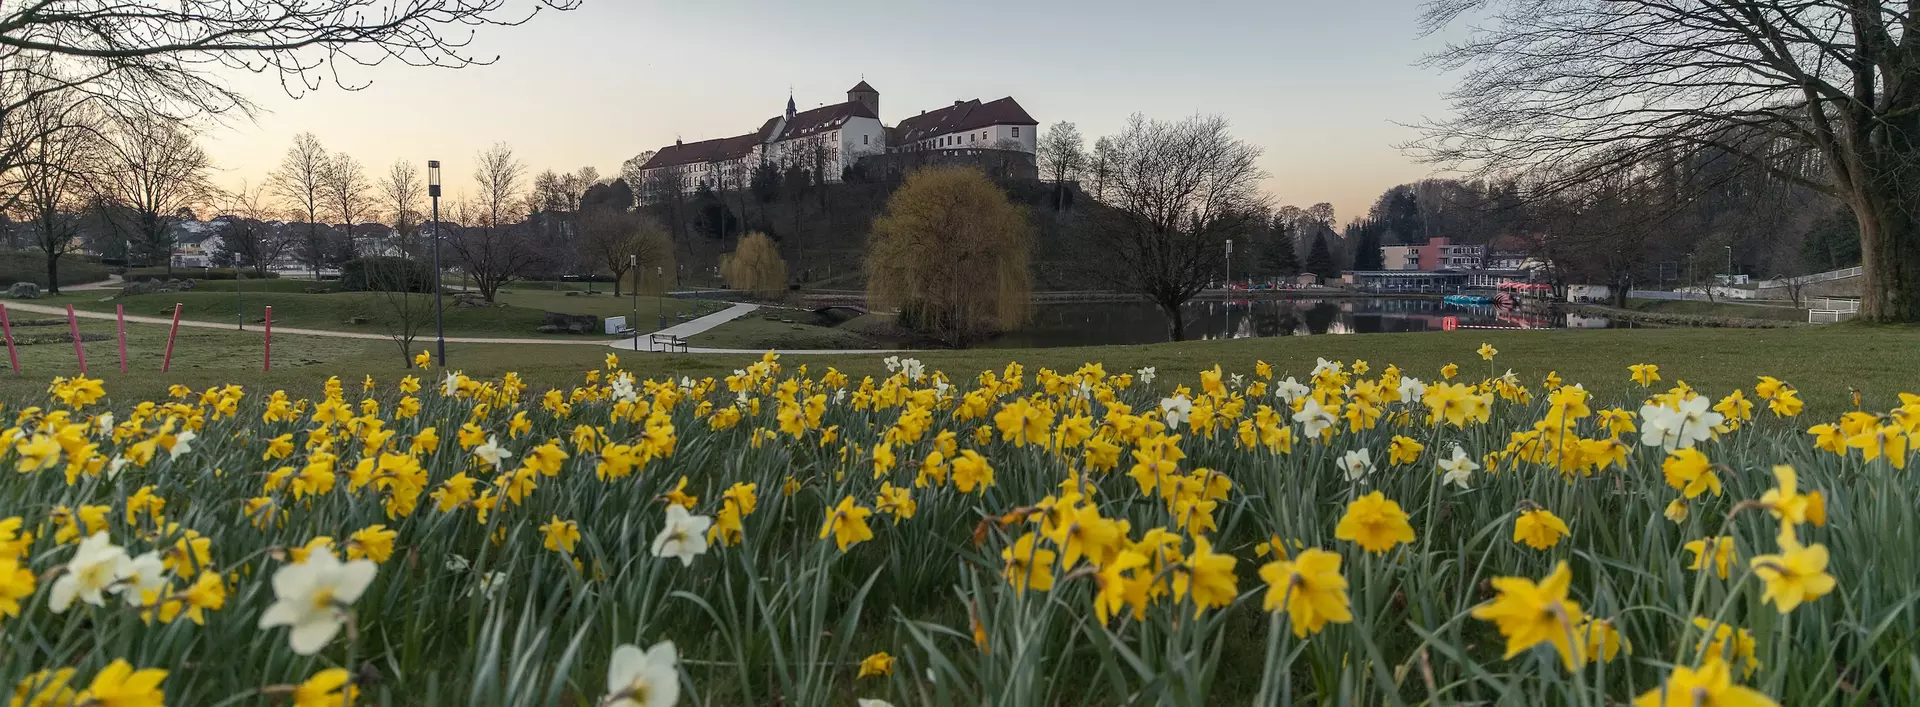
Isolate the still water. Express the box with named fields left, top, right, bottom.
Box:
left=979, top=297, right=1618, bottom=349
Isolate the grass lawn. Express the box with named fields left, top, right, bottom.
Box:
left=1627, top=297, right=1809, bottom=322
left=1, top=319, right=1915, bottom=418
left=29, top=289, right=721, bottom=339
left=687, top=313, right=883, bottom=350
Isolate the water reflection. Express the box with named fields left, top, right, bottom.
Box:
left=982, top=297, right=1615, bottom=348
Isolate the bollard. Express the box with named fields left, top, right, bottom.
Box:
left=0, top=304, right=17, bottom=372
left=66, top=304, right=85, bottom=375
left=162, top=303, right=182, bottom=372
left=263, top=306, right=272, bottom=371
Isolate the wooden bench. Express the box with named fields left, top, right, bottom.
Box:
left=649, top=334, right=689, bottom=352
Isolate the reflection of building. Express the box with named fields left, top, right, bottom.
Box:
left=1381, top=238, right=1485, bottom=270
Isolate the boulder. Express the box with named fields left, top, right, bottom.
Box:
left=347, top=315, right=370, bottom=325
left=536, top=324, right=561, bottom=334
left=540, top=311, right=600, bottom=335
left=7, top=282, right=41, bottom=299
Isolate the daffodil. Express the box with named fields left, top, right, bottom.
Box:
left=291, top=668, right=358, bottom=707
left=48, top=532, right=128, bottom=613
left=1758, top=465, right=1825, bottom=526
left=1633, top=658, right=1776, bottom=707
left=650, top=504, right=711, bottom=566
left=1334, top=491, right=1415, bottom=554
left=1258, top=548, right=1351, bottom=637
left=1001, top=532, right=1056, bottom=594
left=856, top=652, right=894, bottom=678
left=818, top=496, right=874, bottom=552
left=258, top=549, right=378, bottom=655
left=1513, top=508, right=1570, bottom=550
left=604, top=641, right=679, bottom=707
left=1470, top=561, right=1587, bottom=671
left=1750, top=527, right=1835, bottom=613
left=1685, top=536, right=1737, bottom=580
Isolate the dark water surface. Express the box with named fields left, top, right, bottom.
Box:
left=980, top=297, right=1619, bottom=348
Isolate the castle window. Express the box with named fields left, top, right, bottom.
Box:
left=1012, top=127, right=1020, bottom=137
left=863, top=134, right=869, bottom=145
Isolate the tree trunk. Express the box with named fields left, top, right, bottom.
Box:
left=45, top=253, right=60, bottom=294
left=1163, top=300, right=1187, bottom=341
left=1855, top=192, right=1920, bottom=322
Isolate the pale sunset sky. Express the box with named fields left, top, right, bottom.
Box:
left=201, top=0, right=1457, bottom=222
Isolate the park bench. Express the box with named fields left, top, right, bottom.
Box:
left=649, top=334, right=689, bottom=353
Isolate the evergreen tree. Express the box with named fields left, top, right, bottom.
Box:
left=1350, top=224, right=1385, bottom=271
left=1306, top=236, right=1338, bottom=277
left=1260, top=234, right=1301, bottom=277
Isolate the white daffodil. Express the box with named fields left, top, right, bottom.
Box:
left=1292, top=397, right=1336, bottom=440
left=609, top=374, right=638, bottom=403
left=900, top=358, right=926, bottom=382
left=1274, top=377, right=1310, bottom=403
left=650, top=504, right=712, bottom=567
left=1311, top=358, right=1342, bottom=377
left=935, top=379, right=953, bottom=400
left=167, top=429, right=196, bottom=460
left=1137, top=367, right=1157, bottom=385
left=1336, top=448, right=1374, bottom=482
left=1160, top=395, right=1193, bottom=430
left=473, top=571, right=508, bottom=601
left=444, top=554, right=471, bottom=572
left=1639, top=397, right=1723, bottom=451
left=48, top=532, right=129, bottom=613
left=882, top=356, right=901, bottom=373
left=95, top=412, right=115, bottom=436
left=473, top=436, right=513, bottom=468
left=858, top=700, right=897, bottom=707
left=118, top=551, right=169, bottom=607
left=833, top=389, right=848, bottom=405
left=107, top=455, right=132, bottom=479
left=258, top=550, right=378, bottom=655
left=1229, top=373, right=1245, bottom=389
left=1500, top=369, right=1520, bottom=386
left=1439, top=445, right=1479, bottom=489
left=442, top=371, right=461, bottom=396
left=1397, top=376, right=1427, bottom=404
left=605, top=641, right=680, bottom=707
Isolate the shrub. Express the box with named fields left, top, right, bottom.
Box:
left=0, top=252, right=111, bottom=288
left=721, top=232, right=788, bottom=299
left=123, top=266, right=280, bottom=282
left=340, top=256, right=436, bottom=293
left=866, top=167, right=1032, bottom=347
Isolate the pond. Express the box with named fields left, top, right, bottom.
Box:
left=977, top=296, right=1622, bottom=348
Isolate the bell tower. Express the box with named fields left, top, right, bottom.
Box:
left=847, top=80, right=879, bottom=119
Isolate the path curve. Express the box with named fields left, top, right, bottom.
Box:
left=608, top=302, right=909, bottom=355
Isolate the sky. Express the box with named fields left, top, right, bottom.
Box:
left=201, top=0, right=1462, bottom=223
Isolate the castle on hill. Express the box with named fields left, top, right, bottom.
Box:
left=636, top=81, right=1038, bottom=193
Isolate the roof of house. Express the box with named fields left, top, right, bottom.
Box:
left=773, top=100, right=877, bottom=142
left=638, top=132, right=762, bottom=171
left=848, top=80, right=877, bottom=93
left=892, top=97, right=1037, bottom=144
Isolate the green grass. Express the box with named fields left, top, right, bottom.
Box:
left=3, top=320, right=1915, bottom=417
left=1628, top=298, right=1809, bottom=322
left=687, top=314, right=882, bottom=350
left=189, top=278, right=332, bottom=294
left=0, top=252, right=108, bottom=289
left=39, top=290, right=719, bottom=340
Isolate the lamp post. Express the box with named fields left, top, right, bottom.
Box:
left=630, top=254, right=639, bottom=352
left=1224, top=239, right=1233, bottom=291
left=655, top=266, right=665, bottom=331
left=429, top=160, right=445, bottom=367
left=1724, top=245, right=1733, bottom=279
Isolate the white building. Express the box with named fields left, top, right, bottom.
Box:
left=636, top=82, right=1036, bottom=194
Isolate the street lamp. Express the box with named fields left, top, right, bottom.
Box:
left=1224, top=239, right=1233, bottom=291
left=630, top=254, right=639, bottom=352
left=429, top=160, right=445, bottom=367
left=655, top=266, right=665, bottom=331
left=1724, top=245, right=1733, bottom=279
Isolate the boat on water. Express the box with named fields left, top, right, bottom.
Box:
left=1443, top=294, right=1493, bottom=306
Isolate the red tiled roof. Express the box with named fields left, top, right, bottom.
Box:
left=639, top=133, right=760, bottom=170
left=893, top=97, right=1036, bottom=144
left=774, top=100, right=877, bottom=142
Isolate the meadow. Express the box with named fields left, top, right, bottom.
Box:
left=0, top=338, right=1915, bottom=706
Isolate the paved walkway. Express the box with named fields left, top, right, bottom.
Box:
left=607, top=302, right=910, bottom=355
left=0, top=301, right=615, bottom=345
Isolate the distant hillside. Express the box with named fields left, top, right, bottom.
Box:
left=638, top=169, right=1109, bottom=292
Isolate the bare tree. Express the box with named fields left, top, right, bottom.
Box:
left=447, top=143, right=538, bottom=302
left=270, top=133, right=330, bottom=278
left=379, top=159, right=425, bottom=254
left=96, top=116, right=212, bottom=272
left=1037, top=121, right=1086, bottom=212
left=1417, top=0, right=1920, bottom=322
left=12, top=100, right=101, bottom=292
left=1088, top=114, right=1269, bottom=340
left=211, top=182, right=290, bottom=276
left=322, top=151, right=373, bottom=257
left=578, top=207, right=668, bottom=296
left=1087, top=136, right=1116, bottom=203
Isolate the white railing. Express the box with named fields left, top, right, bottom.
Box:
left=1809, top=309, right=1857, bottom=324
left=1805, top=297, right=1860, bottom=313
left=1755, top=266, right=1864, bottom=289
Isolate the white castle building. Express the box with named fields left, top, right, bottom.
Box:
left=636, top=81, right=1038, bottom=193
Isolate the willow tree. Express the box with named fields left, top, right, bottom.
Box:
left=866, top=167, right=1032, bottom=347
left=1417, top=0, right=1920, bottom=322
left=721, top=232, right=787, bottom=299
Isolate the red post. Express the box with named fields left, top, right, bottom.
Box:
left=65, top=304, right=85, bottom=375
left=116, top=305, right=128, bottom=373
left=263, top=305, right=272, bottom=371
left=162, top=303, right=182, bottom=372
left=0, top=304, right=18, bottom=373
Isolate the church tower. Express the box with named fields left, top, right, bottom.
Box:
left=785, top=91, right=796, bottom=121
left=847, top=80, right=879, bottom=119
